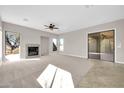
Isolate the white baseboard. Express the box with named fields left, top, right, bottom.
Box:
left=0, top=62, right=2, bottom=66
left=115, top=61, right=124, bottom=64
left=59, top=53, right=86, bottom=58
left=59, top=53, right=124, bottom=64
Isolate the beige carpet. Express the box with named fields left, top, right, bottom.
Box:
left=79, top=59, right=124, bottom=88
left=0, top=55, right=93, bottom=88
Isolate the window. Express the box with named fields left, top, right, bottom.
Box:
left=5, top=31, right=20, bottom=55
left=59, top=38, right=64, bottom=51
left=5, top=31, right=20, bottom=61
left=52, top=38, right=57, bottom=51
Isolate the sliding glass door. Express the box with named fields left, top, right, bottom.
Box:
left=100, top=31, right=114, bottom=62
left=88, top=30, right=114, bottom=62
left=88, top=33, right=100, bottom=59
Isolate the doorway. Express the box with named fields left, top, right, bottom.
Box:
left=52, top=38, right=57, bottom=52
left=41, top=36, right=49, bottom=56
left=88, top=30, right=115, bottom=62
left=5, top=31, right=20, bottom=61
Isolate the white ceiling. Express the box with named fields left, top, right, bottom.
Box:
left=0, top=5, right=124, bottom=34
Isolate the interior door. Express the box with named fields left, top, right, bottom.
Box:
left=41, top=36, right=49, bottom=56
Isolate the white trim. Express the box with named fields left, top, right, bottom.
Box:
left=59, top=53, right=83, bottom=58
left=87, top=28, right=116, bottom=34
left=116, top=61, right=124, bottom=64
left=114, top=28, right=117, bottom=62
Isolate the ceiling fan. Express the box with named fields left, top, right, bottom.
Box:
left=44, top=24, right=59, bottom=30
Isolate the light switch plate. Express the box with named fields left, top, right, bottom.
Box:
left=117, top=42, right=121, bottom=48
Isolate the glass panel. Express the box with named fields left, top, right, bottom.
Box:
left=5, top=31, right=20, bottom=55
left=100, top=31, right=114, bottom=62
left=59, top=38, right=64, bottom=51
left=5, top=31, right=20, bottom=61
left=88, top=33, right=100, bottom=59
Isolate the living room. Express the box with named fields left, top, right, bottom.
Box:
left=0, top=5, right=124, bottom=89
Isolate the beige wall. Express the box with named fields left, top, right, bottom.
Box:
left=59, top=30, right=84, bottom=58
left=59, top=19, right=124, bottom=63
left=0, top=17, right=2, bottom=29
left=2, top=22, right=58, bottom=60
left=0, top=18, right=2, bottom=62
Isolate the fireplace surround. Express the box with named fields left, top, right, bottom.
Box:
left=26, top=44, right=40, bottom=58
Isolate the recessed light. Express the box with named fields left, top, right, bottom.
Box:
left=85, top=5, right=94, bottom=8
left=23, top=18, right=29, bottom=22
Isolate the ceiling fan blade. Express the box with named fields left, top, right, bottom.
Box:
left=45, top=28, right=50, bottom=29
left=54, top=27, right=59, bottom=29
left=44, top=25, right=49, bottom=27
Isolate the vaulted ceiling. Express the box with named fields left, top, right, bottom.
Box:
left=0, top=5, right=124, bottom=34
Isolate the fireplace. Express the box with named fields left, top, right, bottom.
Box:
left=28, top=47, right=39, bottom=56
left=26, top=44, right=40, bottom=58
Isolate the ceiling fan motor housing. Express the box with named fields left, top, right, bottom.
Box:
left=49, top=24, right=55, bottom=28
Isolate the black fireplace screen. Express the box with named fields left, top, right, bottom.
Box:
left=28, top=47, right=39, bottom=56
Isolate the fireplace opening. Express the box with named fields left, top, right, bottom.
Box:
left=28, top=47, right=39, bottom=56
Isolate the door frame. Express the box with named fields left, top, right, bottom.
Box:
left=87, top=29, right=115, bottom=62
left=40, top=36, right=49, bottom=56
